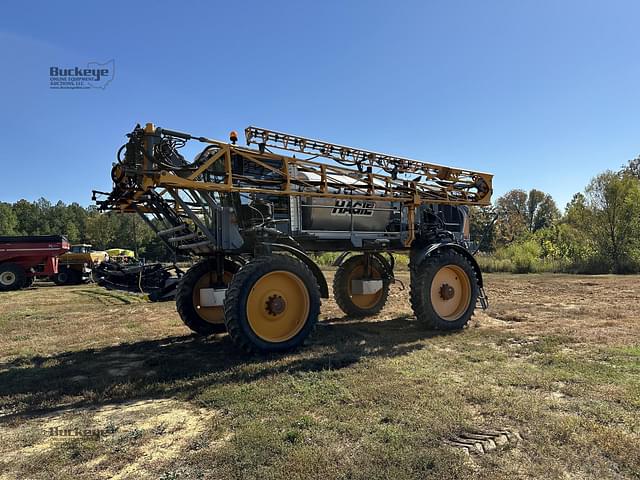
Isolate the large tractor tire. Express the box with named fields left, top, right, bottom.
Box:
left=333, top=254, right=390, bottom=317
left=176, top=258, right=240, bottom=335
left=410, top=249, right=478, bottom=330
left=0, top=263, right=26, bottom=291
left=53, top=268, right=80, bottom=286
left=53, top=270, right=69, bottom=285
left=224, top=255, right=321, bottom=354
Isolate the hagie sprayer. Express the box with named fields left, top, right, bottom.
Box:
left=93, top=124, right=493, bottom=353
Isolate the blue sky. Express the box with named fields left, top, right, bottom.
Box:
left=1, top=0, right=639, bottom=210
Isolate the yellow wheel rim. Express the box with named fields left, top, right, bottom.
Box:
left=192, top=270, right=234, bottom=324
left=246, top=270, right=310, bottom=342
left=347, top=263, right=383, bottom=309
left=430, top=265, right=471, bottom=321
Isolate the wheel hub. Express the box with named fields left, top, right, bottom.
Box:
left=193, top=269, right=234, bottom=324
left=430, top=265, right=472, bottom=321
left=346, top=261, right=384, bottom=310
left=0, top=272, right=16, bottom=286
left=246, top=269, right=310, bottom=342
left=266, top=294, right=286, bottom=315
left=439, top=283, right=455, bottom=301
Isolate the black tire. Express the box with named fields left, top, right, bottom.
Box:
left=224, top=255, right=321, bottom=354
left=176, top=258, right=240, bottom=335
left=0, top=263, right=26, bottom=291
left=53, top=268, right=72, bottom=286
left=409, top=249, right=478, bottom=330
left=333, top=255, right=390, bottom=317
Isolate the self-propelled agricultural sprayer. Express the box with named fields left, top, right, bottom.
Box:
left=93, top=124, right=493, bottom=353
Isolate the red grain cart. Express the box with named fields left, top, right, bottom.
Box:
left=0, top=235, right=70, bottom=291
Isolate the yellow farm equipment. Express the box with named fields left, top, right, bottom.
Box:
left=105, top=248, right=136, bottom=264
left=54, top=244, right=108, bottom=285
left=94, top=123, right=492, bottom=353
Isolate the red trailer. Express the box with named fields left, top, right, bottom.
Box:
left=0, top=235, right=70, bottom=291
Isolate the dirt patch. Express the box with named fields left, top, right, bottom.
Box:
left=474, top=274, right=640, bottom=346
left=0, top=398, right=219, bottom=480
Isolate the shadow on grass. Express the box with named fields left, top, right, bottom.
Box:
left=0, top=315, right=453, bottom=421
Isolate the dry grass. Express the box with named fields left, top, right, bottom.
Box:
left=0, top=273, right=639, bottom=479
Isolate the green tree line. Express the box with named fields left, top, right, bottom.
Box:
left=471, top=156, right=640, bottom=273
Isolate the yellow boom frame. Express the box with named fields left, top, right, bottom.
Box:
left=107, top=123, right=493, bottom=248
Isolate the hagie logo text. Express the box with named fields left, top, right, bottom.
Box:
left=331, top=200, right=376, bottom=216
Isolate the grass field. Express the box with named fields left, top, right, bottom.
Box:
left=0, top=273, right=639, bottom=479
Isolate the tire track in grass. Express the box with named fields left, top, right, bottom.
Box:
left=72, top=289, right=148, bottom=306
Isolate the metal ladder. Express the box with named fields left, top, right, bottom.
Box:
left=135, top=190, right=218, bottom=255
